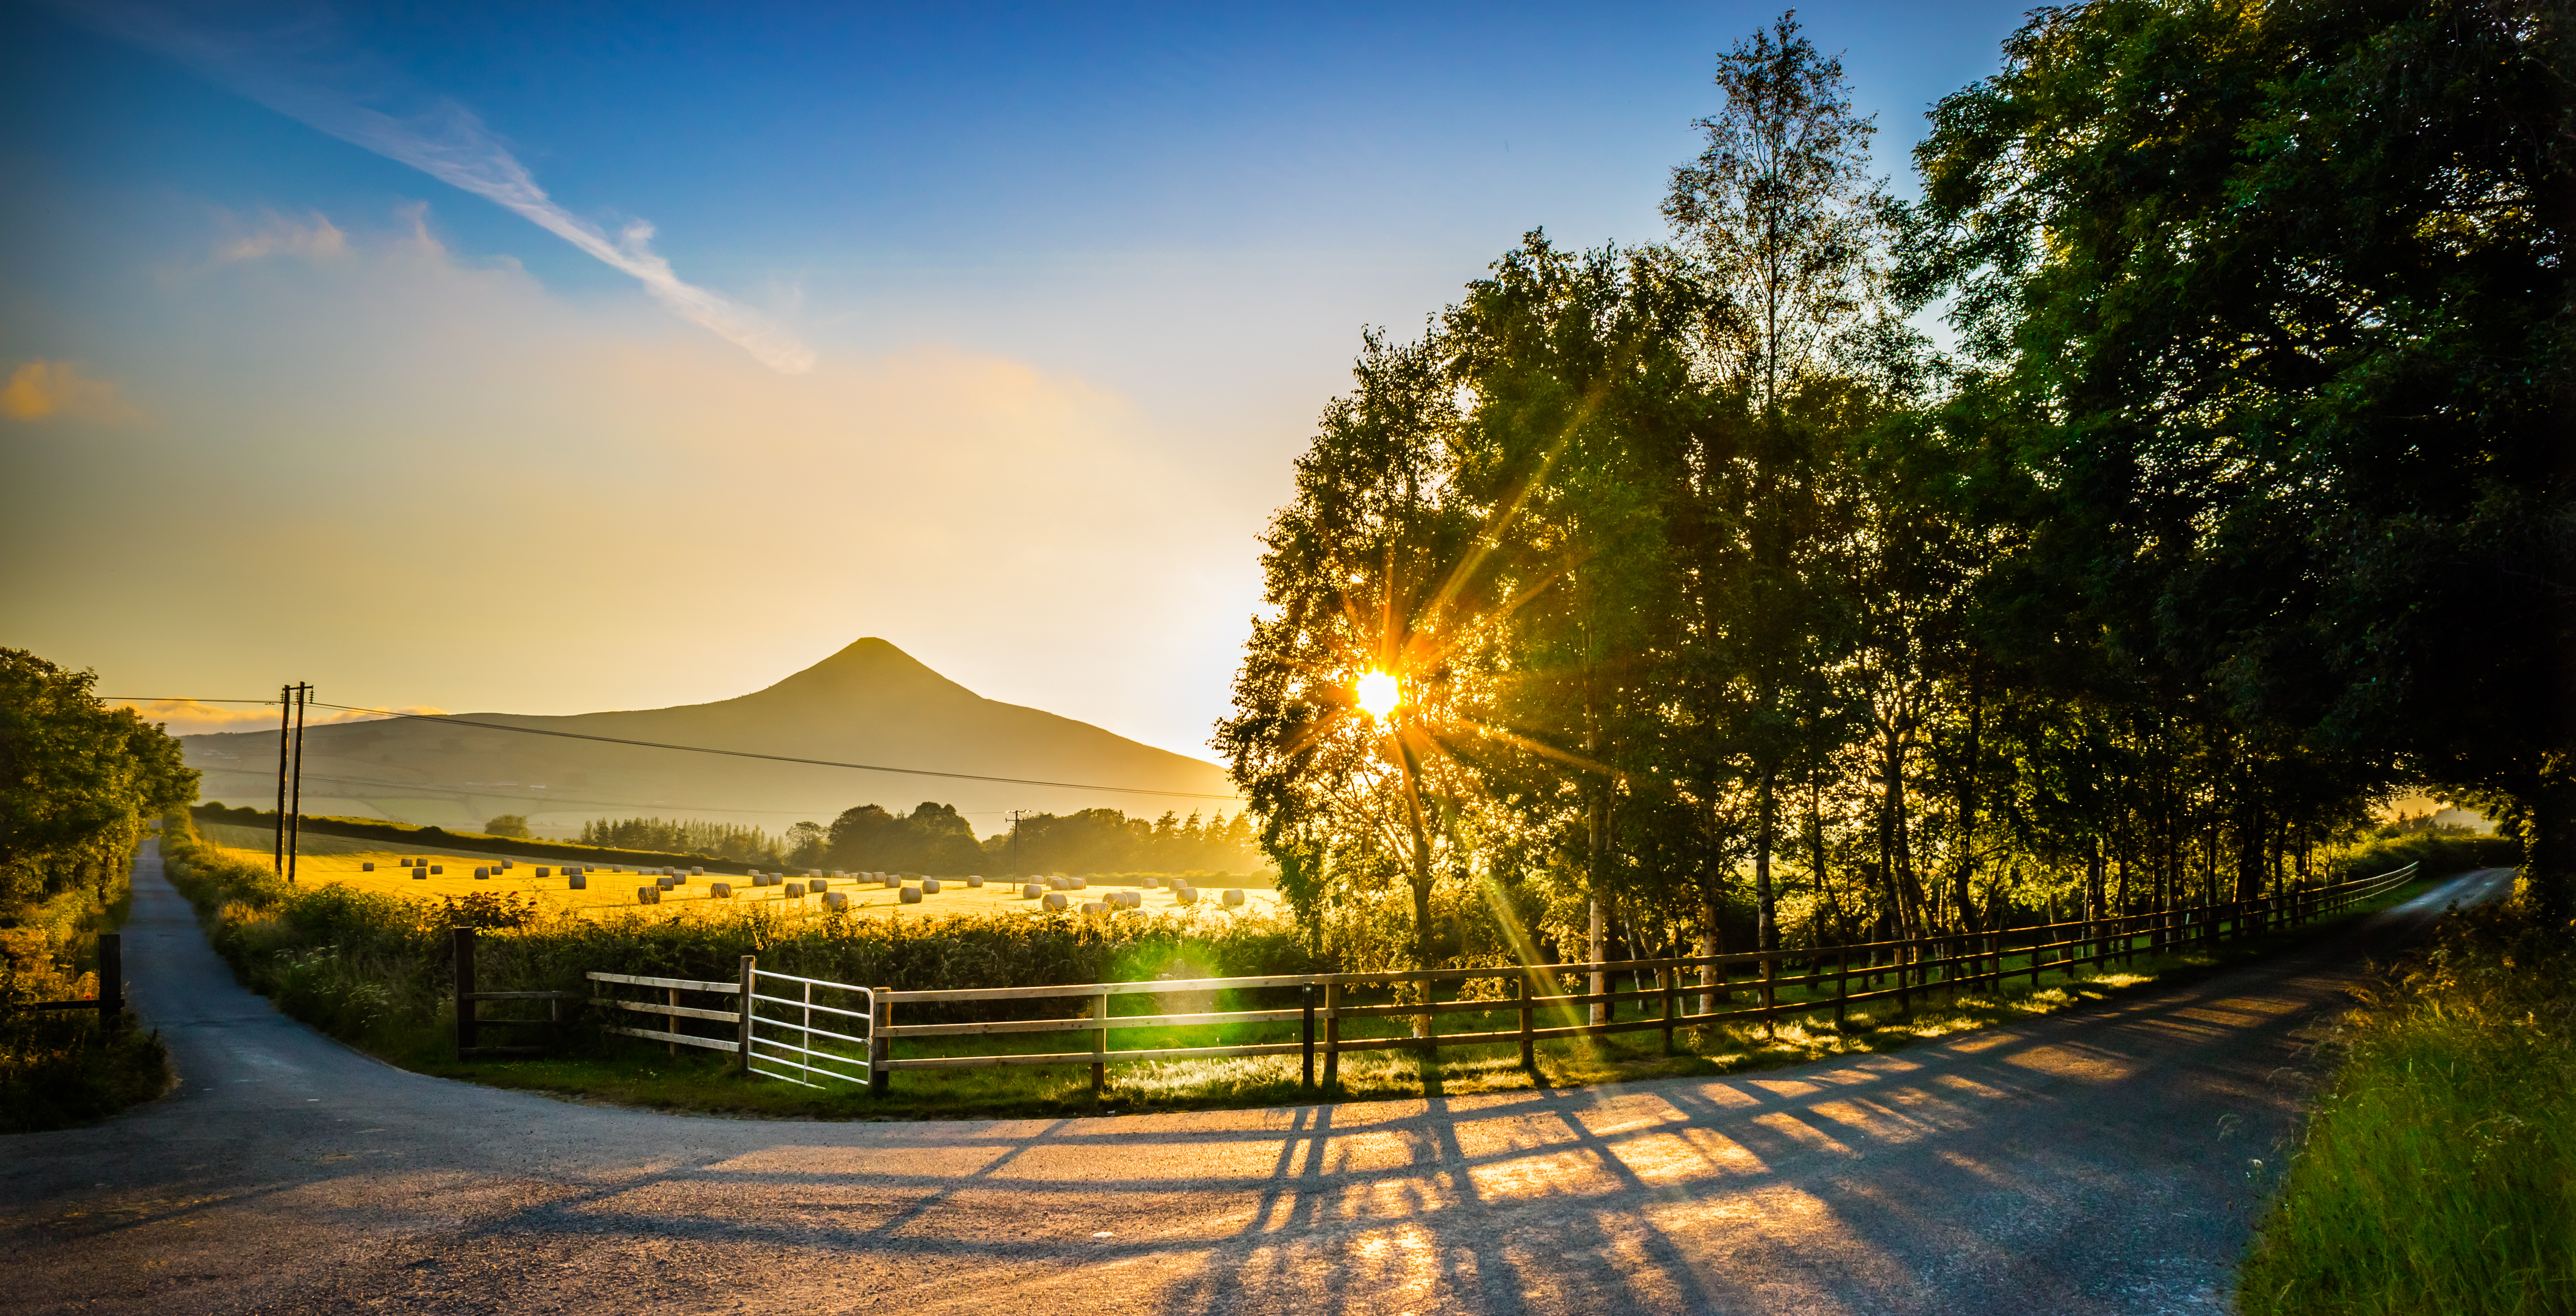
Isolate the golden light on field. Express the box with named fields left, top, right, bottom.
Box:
left=1355, top=670, right=1401, bottom=721
left=202, top=839, right=1282, bottom=924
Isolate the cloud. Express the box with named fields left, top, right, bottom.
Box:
left=72, top=3, right=816, bottom=375
left=214, top=210, right=347, bottom=264
left=2, top=361, right=143, bottom=423
left=112, top=699, right=448, bottom=739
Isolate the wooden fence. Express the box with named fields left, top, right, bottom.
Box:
left=460, top=860, right=2429, bottom=1086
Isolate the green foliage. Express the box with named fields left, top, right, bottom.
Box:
left=0, top=649, right=196, bottom=909
left=2240, top=890, right=2576, bottom=1314
left=482, top=813, right=532, bottom=838
left=1900, top=0, right=2573, bottom=905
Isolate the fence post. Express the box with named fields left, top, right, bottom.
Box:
left=1323, top=981, right=1342, bottom=1090
left=1091, top=989, right=1108, bottom=1096
left=451, top=926, right=477, bottom=1055
left=96, top=932, right=122, bottom=1033
left=1301, top=984, right=1316, bottom=1090
left=734, top=956, right=755, bottom=1075
left=1834, top=945, right=1849, bottom=1028
left=1516, top=973, right=1534, bottom=1070
left=869, top=988, right=891, bottom=1097
left=1660, top=962, right=1676, bottom=1055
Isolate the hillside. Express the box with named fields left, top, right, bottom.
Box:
left=183, top=639, right=1242, bottom=838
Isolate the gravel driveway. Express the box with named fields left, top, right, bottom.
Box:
left=1, top=843, right=2508, bottom=1314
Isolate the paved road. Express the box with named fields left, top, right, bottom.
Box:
left=2, top=847, right=2511, bottom=1315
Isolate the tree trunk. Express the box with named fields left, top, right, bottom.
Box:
left=1755, top=764, right=1778, bottom=954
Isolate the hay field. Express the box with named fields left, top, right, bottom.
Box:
left=199, top=828, right=1284, bottom=924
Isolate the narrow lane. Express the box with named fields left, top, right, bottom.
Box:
left=2, top=844, right=2509, bottom=1315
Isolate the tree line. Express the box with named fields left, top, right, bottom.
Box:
left=574, top=804, right=1268, bottom=876
left=1220, top=3, right=2568, bottom=971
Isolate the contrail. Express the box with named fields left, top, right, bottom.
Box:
left=72, top=3, right=816, bottom=374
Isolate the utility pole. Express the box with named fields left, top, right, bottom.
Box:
left=287, top=683, right=310, bottom=884
left=273, top=684, right=291, bottom=874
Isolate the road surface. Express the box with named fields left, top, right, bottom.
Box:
left=1, top=844, right=2511, bottom=1314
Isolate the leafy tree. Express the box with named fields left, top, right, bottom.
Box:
left=482, top=814, right=532, bottom=838
left=1661, top=11, right=1888, bottom=955
left=0, top=649, right=197, bottom=909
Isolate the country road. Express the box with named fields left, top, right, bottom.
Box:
left=3, top=846, right=2511, bottom=1316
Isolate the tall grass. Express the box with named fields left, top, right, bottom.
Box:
left=2240, top=884, right=2575, bottom=1316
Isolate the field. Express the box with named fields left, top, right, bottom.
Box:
left=196, top=822, right=1286, bottom=924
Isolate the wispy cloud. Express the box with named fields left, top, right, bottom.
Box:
left=214, top=209, right=347, bottom=263
left=3, top=360, right=144, bottom=423
left=75, top=3, right=816, bottom=374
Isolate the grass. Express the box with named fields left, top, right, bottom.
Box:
left=2238, top=881, right=2573, bottom=1316
left=195, top=822, right=1287, bottom=925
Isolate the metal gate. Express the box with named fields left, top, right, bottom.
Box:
left=745, top=968, right=872, bottom=1087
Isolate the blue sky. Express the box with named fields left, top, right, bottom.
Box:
left=2, top=0, right=2033, bottom=767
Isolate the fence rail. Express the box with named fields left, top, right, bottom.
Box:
left=454, top=860, right=2430, bottom=1090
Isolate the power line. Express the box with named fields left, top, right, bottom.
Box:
left=105, top=695, right=1244, bottom=802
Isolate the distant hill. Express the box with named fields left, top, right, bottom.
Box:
left=183, top=639, right=1243, bottom=839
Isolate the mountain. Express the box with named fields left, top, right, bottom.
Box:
left=182, top=639, right=1241, bottom=838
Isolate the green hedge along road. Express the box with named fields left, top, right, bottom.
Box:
left=0, top=842, right=2511, bottom=1314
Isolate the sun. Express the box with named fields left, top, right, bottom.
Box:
left=1355, top=670, right=1401, bottom=720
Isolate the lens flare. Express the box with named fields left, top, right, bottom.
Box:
left=1355, top=670, right=1401, bottom=720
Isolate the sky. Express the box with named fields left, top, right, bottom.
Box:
left=2, top=0, right=2037, bottom=770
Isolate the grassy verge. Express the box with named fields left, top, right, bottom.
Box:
left=2239, top=881, right=2571, bottom=1316
left=0, top=839, right=170, bottom=1134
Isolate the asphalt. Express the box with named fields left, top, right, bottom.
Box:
left=0, top=844, right=2512, bottom=1315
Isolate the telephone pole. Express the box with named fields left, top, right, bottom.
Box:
left=287, top=683, right=310, bottom=884
left=273, top=684, right=291, bottom=873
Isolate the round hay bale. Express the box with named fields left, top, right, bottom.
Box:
left=1173, top=886, right=1198, bottom=906
left=1021, top=882, right=1045, bottom=899
left=822, top=891, right=849, bottom=910
left=784, top=881, right=805, bottom=896
left=568, top=873, right=586, bottom=890
left=1041, top=892, right=1069, bottom=911
left=711, top=882, right=733, bottom=898
left=1222, top=888, right=1246, bottom=907
left=361, top=862, right=375, bottom=872
left=412, top=869, right=427, bottom=880
left=921, top=878, right=942, bottom=894
left=430, top=865, right=442, bottom=875
left=638, top=887, right=658, bottom=904
left=966, top=875, right=984, bottom=888
left=900, top=885, right=924, bottom=904
left=1082, top=901, right=1108, bottom=920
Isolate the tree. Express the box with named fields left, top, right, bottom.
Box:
left=1901, top=0, right=2573, bottom=905
left=1662, top=10, right=1888, bottom=956
left=483, top=814, right=532, bottom=838
left=0, top=649, right=197, bottom=908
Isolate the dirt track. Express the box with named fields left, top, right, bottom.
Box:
left=1, top=844, right=2508, bottom=1315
